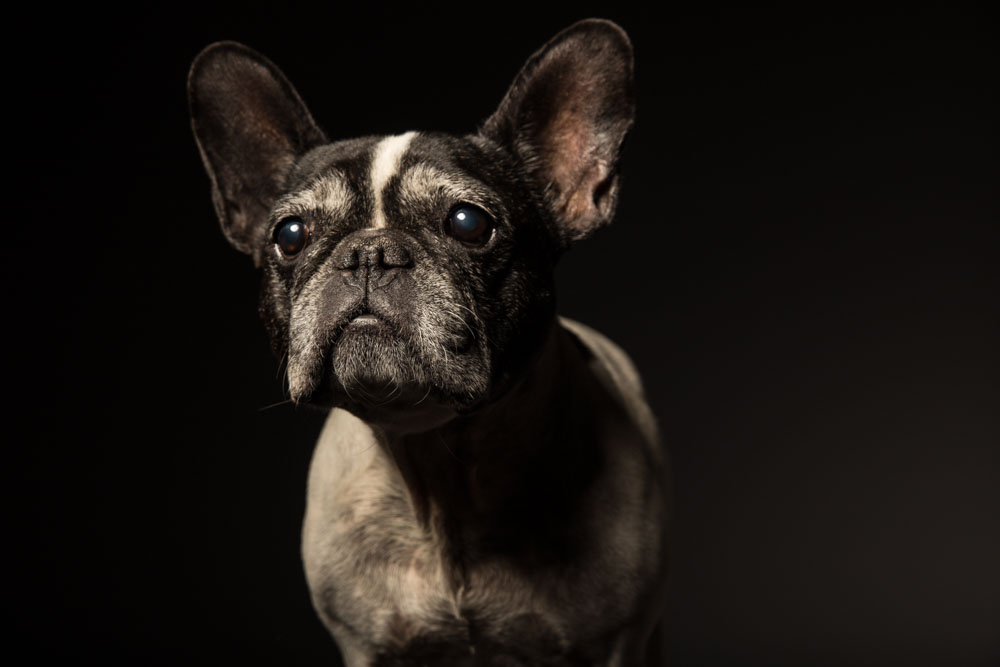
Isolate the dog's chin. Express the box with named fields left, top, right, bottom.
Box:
left=300, top=324, right=483, bottom=433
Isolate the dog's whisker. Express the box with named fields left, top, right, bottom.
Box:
left=438, top=303, right=477, bottom=341
left=454, top=302, right=485, bottom=329
left=413, top=385, right=433, bottom=406
left=258, top=398, right=295, bottom=412
left=437, top=434, right=461, bottom=463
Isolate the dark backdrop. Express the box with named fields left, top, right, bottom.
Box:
left=9, top=4, right=997, bottom=665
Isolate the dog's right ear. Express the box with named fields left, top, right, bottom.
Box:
left=188, top=42, right=326, bottom=264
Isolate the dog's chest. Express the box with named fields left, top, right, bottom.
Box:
left=300, top=412, right=630, bottom=664
left=307, top=506, right=570, bottom=663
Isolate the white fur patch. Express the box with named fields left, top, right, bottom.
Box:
left=272, top=172, right=353, bottom=222
left=370, top=131, right=417, bottom=228
left=397, top=164, right=505, bottom=231
left=399, top=163, right=480, bottom=205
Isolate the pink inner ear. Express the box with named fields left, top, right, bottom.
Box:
left=546, top=108, right=610, bottom=231
left=563, top=161, right=611, bottom=231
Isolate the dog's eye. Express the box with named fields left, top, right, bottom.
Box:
left=274, top=217, right=309, bottom=257
left=446, top=205, right=494, bottom=246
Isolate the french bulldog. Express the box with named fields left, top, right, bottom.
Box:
left=188, top=18, right=669, bottom=666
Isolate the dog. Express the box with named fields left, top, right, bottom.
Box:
left=188, top=18, right=669, bottom=666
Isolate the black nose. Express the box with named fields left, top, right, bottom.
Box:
left=335, top=231, right=413, bottom=288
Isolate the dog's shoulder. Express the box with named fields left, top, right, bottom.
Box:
left=558, top=316, right=661, bottom=451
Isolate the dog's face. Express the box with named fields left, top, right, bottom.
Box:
left=189, top=20, right=634, bottom=431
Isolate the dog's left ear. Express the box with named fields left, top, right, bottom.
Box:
left=482, top=19, right=635, bottom=246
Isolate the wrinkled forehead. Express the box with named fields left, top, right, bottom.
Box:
left=275, top=131, right=506, bottom=227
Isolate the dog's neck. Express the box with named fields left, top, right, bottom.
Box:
left=372, top=321, right=602, bottom=558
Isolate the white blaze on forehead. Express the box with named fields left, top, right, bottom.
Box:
left=369, top=131, right=417, bottom=228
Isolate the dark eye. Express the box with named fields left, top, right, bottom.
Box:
left=446, top=205, right=494, bottom=246
left=274, top=217, right=309, bottom=257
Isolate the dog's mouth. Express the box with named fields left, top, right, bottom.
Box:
left=320, top=303, right=398, bottom=348
left=342, top=300, right=396, bottom=328
left=292, top=301, right=482, bottom=416
left=315, top=323, right=463, bottom=431
left=336, top=310, right=396, bottom=347
left=346, top=312, right=381, bottom=327
left=329, top=302, right=473, bottom=355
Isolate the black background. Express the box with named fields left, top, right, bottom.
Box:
left=9, top=4, right=997, bottom=665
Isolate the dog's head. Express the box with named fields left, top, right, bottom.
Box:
left=188, top=19, right=634, bottom=431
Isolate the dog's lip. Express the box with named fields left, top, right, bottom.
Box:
left=349, top=313, right=381, bottom=325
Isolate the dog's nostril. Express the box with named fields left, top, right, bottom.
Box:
left=381, top=245, right=412, bottom=269
left=337, top=248, right=360, bottom=271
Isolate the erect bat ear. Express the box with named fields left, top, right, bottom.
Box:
left=188, top=42, right=327, bottom=265
left=481, top=19, right=635, bottom=247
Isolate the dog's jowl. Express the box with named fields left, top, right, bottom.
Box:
left=189, top=18, right=669, bottom=666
